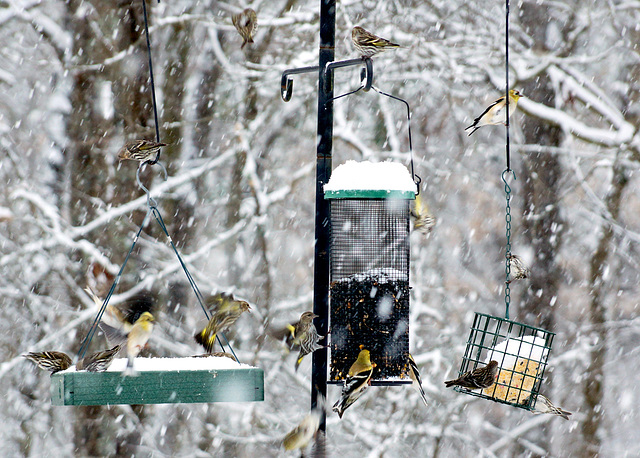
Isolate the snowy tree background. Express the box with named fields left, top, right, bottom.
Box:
left=1, top=0, right=639, bottom=456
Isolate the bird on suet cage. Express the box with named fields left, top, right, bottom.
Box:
left=445, top=360, right=499, bottom=390
left=531, top=394, right=572, bottom=420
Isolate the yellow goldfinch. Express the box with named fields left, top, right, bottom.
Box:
left=194, top=292, right=251, bottom=353
left=124, top=312, right=155, bottom=375
left=408, top=354, right=429, bottom=407
left=465, top=89, right=522, bottom=136
left=332, top=348, right=375, bottom=418
left=23, top=351, right=72, bottom=375
left=411, top=194, right=436, bottom=234
left=531, top=394, right=572, bottom=420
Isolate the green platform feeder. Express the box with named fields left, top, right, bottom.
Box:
left=454, top=312, right=555, bottom=411
left=50, top=357, right=264, bottom=406
left=324, top=160, right=417, bottom=385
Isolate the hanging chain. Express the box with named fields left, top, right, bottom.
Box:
left=502, top=170, right=515, bottom=320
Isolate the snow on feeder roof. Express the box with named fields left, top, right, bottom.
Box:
left=324, top=160, right=417, bottom=199
left=51, top=356, right=264, bottom=406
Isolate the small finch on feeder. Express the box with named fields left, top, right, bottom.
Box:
left=282, top=408, right=322, bottom=452
left=506, top=253, right=530, bottom=284
left=445, top=360, right=499, bottom=390
left=232, top=8, right=258, bottom=49
left=117, top=140, right=167, bottom=163
left=411, top=194, right=436, bottom=235
left=351, top=26, right=400, bottom=58
left=100, top=311, right=155, bottom=375
left=287, top=312, right=324, bottom=371
left=23, top=351, right=72, bottom=375
left=465, top=89, right=522, bottom=136
left=408, top=354, right=429, bottom=407
left=333, top=348, right=375, bottom=418
left=124, top=312, right=155, bottom=375
left=76, top=345, right=122, bottom=372
left=194, top=292, right=251, bottom=353
left=531, top=394, right=572, bottom=420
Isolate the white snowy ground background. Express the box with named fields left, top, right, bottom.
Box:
left=1, top=0, right=639, bottom=456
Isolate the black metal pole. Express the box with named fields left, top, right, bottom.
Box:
left=312, top=0, right=335, bottom=438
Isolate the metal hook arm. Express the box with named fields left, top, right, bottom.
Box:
left=323, top=57, right=373, bottom=94
left=280, top=65, right=320, bottom=102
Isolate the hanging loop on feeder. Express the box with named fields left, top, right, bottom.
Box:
left=323, top=57, right=373, bottom=94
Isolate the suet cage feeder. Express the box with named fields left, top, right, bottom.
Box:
left=454, top=312, right=554, bottom=410
left=324, top=161, right=417, bottom=386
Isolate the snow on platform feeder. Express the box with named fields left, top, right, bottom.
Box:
left=50, top=356, right=264, bottom=406
left=453, top=313, right=554, bottom=410
left=325, top=161, right=417, bottom=385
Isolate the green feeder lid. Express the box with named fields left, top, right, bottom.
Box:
left=324, top=160, right=417, bottom=199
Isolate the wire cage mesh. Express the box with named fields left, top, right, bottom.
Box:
left=328, top=197, right=411, bottom=385
left=453, top=312, right=555, bottom=410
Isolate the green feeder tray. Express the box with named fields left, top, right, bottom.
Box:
left=50, top=357, right=264, bottom=406
left=453, top=312, right=555, bottom=411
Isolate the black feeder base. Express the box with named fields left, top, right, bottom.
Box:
left=329, top=270, right=411, bottom=385
left=453, top=312, right=555, bottom=410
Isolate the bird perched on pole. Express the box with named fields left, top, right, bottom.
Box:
left=506, top=253, right=531, bottom=284
left=76, top=345, right=122, bottom=372
left=194, top=292, right=251, bottom=353
left=407, top=354, right=429, bottom=407
left=531, top=394, right=572, bottom=420
left=286, top=312, right=324, bottom=371
left=351, top=26, right=400, bottom=58
left=232, top=8, right=258, bottom=49
left=445, top=360, right=499, bottom=390
left=23, top=351, right=72, bottom=375
left=465, top=89, right=522, bottom=136
left=117, top=140, right=167, bottom=164
left=333, top=348, right=375, bottom=418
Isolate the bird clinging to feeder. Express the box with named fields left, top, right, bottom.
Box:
left=333, top=348, right=375, bottom=418
left=506, top=253, right=530, bottom=284
left=286, top=311, right=324, bottom=371
left=408, top=354, right=429, bottom=407
left=531, top=394, right=572, bottom=420
left=117, top=140, right=167, bottom=163
left=445, top=360, right=499, bottom=390
left=465, top=89, right=522, bottom=136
